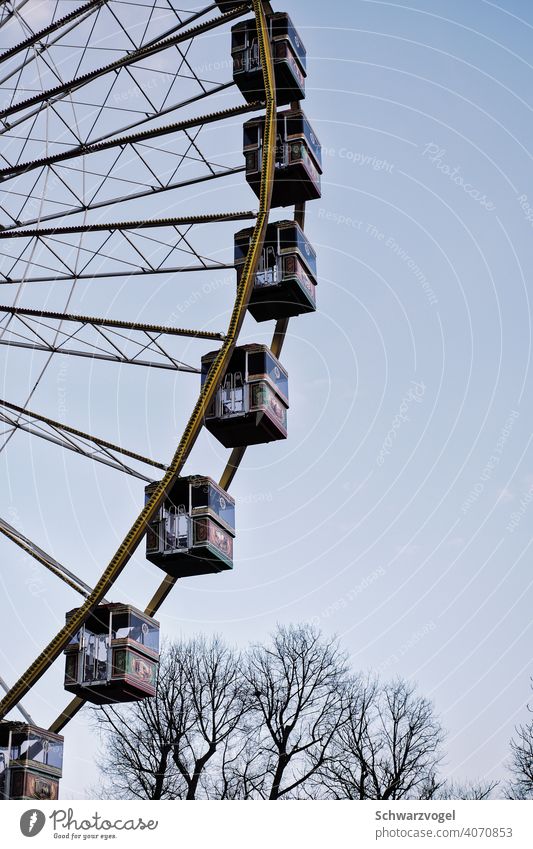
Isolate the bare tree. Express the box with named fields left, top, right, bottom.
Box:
left=230, top=624, right=351, bottom=799
left=432, top=779, right=498, bottom=800
left=320, top=677, right=444, bottom=799
left=506, top=720, right=533, bottom=799
left=93, top=647, right=184, bottom=799
left=93, top=626, right=500, bottom=801
left=168, top=636, right=247, bottom=799
left=505, top=681, right=533, bottom=800
left=215, top=733, right=267, bottom=799
left=94, top=636, right=246, bottom=799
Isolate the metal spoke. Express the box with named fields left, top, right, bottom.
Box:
left=0, top=516, right=97, bottom=598
left=0, top=4, right=248, bottom=123
left=0, top=398, right=167, bottom=478
left=3, top=164, right=245, bottom=231
left=0, top=1, right=108, bottom=75
left=0, top=261, right=234, bottom=285
left=0, top=304, right=226, bottom=339
left=0, top=101, right=260, bottom=180
left=0, top=210, right=256, bottom=238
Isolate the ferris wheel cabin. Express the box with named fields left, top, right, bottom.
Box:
left=244, top=108, right=322, bottom=207
left=63, top=604, right=159, bottom=705
left=145, top=476, right=235, bottom=577
left=232, top=13, right=306, bottom=106
left=202, top=344, right=288, bottom=448
left=0, top=722, right=63, bottom=801
left=235, top=220, right=317, bottom=321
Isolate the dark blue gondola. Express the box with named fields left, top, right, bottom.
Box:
left=145, top=476, right=235, bottom=577
left=202, top=344, right=288, bottom=447
left=235, top=219, right=317, bottom=321
left=244, top=108, right=322, bottom=207
left=0, top=722, right=63, bottom=800
left=64, top=604, right=159, bottom=705
left=232, top=12, right=306, bottom=106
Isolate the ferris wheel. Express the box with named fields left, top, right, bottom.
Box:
left=0, top=0, right=321, bottom=800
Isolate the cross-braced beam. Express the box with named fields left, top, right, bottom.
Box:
left=0, top=398, right=168, bottom=480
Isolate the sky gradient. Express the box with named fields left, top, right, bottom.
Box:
left=0, top=0, right=532, bottom=798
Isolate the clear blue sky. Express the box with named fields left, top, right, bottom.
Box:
left=0, top=0, right=532, bottom=797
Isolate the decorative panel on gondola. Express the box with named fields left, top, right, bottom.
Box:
left=235, top=220, right=317, bottom=321
left=244, top=108, right=322, bottom=207
left=232, top=13, right=306, bottom=106
left=64, top=604, right=159, bottom=705
left=201, top=344, right=288, bottom=447
left=0, top=722, right=63, bottom=800
left=145, top=476, right=235, bottom=578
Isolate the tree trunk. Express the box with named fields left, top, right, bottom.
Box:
left=153, top=745, right=171, bottom=799
left=268, top=754, right=289, bottom=800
